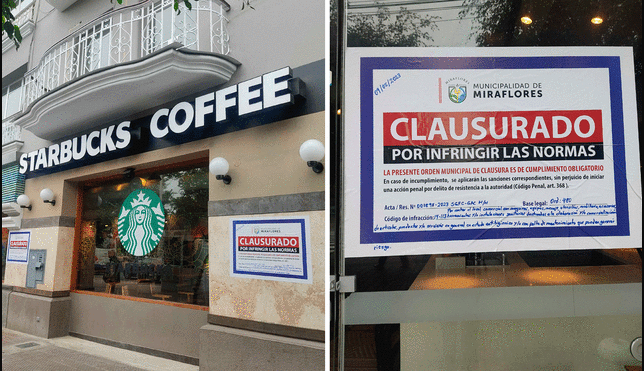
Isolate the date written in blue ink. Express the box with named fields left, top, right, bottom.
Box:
left=374, top=73, right=401, bottom=96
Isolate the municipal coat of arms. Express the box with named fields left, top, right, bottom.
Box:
left=449, top=85, right=467, bottom=103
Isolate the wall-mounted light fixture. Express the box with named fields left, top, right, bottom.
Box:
left=17, top=194, right=32, bottom=210
left=300, top=139, right=325, bottom=174
left=209, top=157, right=232, bottom=184
left=40, top=188, right=56, bottom=206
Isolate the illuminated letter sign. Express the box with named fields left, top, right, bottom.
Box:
left=20, top=67, right=299, bottom=177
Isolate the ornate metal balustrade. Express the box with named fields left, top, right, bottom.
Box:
left=2, top=0, right=36, bottom=52
left=20, top=0, right=230, bottom=113
left=2, top=122, right=21, bottom=144
left=11, top=1, right=36, bottom=30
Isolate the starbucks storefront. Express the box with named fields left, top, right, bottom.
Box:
left=3, top=41, right=325, bottom=371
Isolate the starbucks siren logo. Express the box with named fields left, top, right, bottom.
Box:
left=118, top=189, right=165, bottom=256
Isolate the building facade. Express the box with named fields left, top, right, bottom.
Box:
left=2, top=0, right=325, bottom=369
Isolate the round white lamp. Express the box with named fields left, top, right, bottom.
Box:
left=17, top=194, right=32, bottom=210
left=40, top=188, right=55, bottom=205
left=300, top=139, right=325, bottom=173
left=209, top=157, right=231, bottom=184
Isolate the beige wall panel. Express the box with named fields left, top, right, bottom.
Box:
left=52, top=227, right=75, bottom=291
left=20, top=178, right=65, bottom=219
left=208, top=112, right=325, bottom=200
left=4, top=262, right=28, bottom=287
left=17, top=166, right=78, bottom=219
left=32, top=227, right=59, bottom=290
left=208, top=211, right=324, bottom=331
left=32, top=227, right=68, bottom=291
left=4, top=227, right=70, bottom=290
left=61, top=181, right=80, bottom=219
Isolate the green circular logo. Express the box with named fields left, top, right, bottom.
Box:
left=117, top=189, right=165, bottom=256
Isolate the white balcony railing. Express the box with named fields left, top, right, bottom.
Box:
left=2, top=122, right=22, bottom=144
left=19, top=0, right=230, bottom=114
left=2, top=0, right=36, bottom=52
left=11, top=0, right=36, bottom=29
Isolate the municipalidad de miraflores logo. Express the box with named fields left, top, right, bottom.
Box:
left=446, top=77, right=469, bottom=104
left=118, top=189, right=165, bottom=256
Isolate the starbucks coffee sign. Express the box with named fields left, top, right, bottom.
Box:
left=118, top=189, right=165, bottom=256
left=18, top=66, right=303, bottom=177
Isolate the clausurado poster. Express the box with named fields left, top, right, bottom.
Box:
left=230, top=217, right=312, bottom=283
left=7, top=231, right=30, bottom=263
left=344, top=47, right=642, bottom=257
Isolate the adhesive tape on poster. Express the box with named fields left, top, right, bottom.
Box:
left=597, top=338, right=641, bottom=365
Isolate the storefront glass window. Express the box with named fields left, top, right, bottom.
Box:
left=77, top=165, right=209, bottom=306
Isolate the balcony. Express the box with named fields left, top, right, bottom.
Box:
left=2, top=0, right=36, bottom=53
left=2, top=122, right=21, bottom=144
left=12, top=0, right=240, bottom=141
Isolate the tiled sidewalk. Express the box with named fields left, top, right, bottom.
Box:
left=2, top=327, right=198, bottom=371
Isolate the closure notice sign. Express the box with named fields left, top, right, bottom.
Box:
left=7, top=231, right=30, bottom=263
left=344, top=47, right=642, bottom=257
left=230, top=217, right=311, bottom=283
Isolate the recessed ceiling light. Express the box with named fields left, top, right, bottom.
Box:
left=591, top=16, right=604, bottom=24
left=521, top=16, right=533, bottom=25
